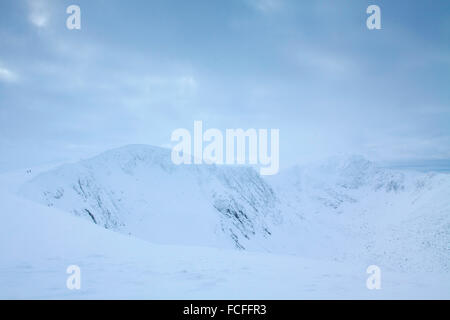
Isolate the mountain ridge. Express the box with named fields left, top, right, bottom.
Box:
left=18, top=144, right=450, bottom=272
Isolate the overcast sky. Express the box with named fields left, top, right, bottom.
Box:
left=0, top=0, right=449, bottom=171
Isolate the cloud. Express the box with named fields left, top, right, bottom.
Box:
left=0, top=67, right=18, bottom=83
left=247, top=0, right=283, bottom=13
left=283, top=44, right=356, bottom=79
left=27, top=0, right=51, bottom=28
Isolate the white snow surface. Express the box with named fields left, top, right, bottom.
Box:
left=1, top=145, right=450, bottom=299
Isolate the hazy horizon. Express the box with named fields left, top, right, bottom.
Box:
left=1, top=0, right=449, bottom=172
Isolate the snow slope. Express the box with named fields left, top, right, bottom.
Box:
left=17, top=147, right=450, bottom=272
left=268, top=155, right=450, bottom=272
left=19, top=145, right=280, bottom=251
left=2, top=146, right=450, bottom=298
left=1, top=184, right=449, bottom=299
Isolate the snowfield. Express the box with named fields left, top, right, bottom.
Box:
left=1, top=145, right=450, bottom=299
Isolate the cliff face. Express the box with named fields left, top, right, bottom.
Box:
left=19, top=144, right=281, bottom=250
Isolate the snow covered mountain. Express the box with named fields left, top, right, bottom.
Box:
left=4, top=186, right=448, bottom=299
left=19, top=145, right=281, bottom=251
left=269, top=155, right=450, bottom=272
left=18, top=147, right=450, bottom=273
left=3, top=145, right=450, bottom=298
